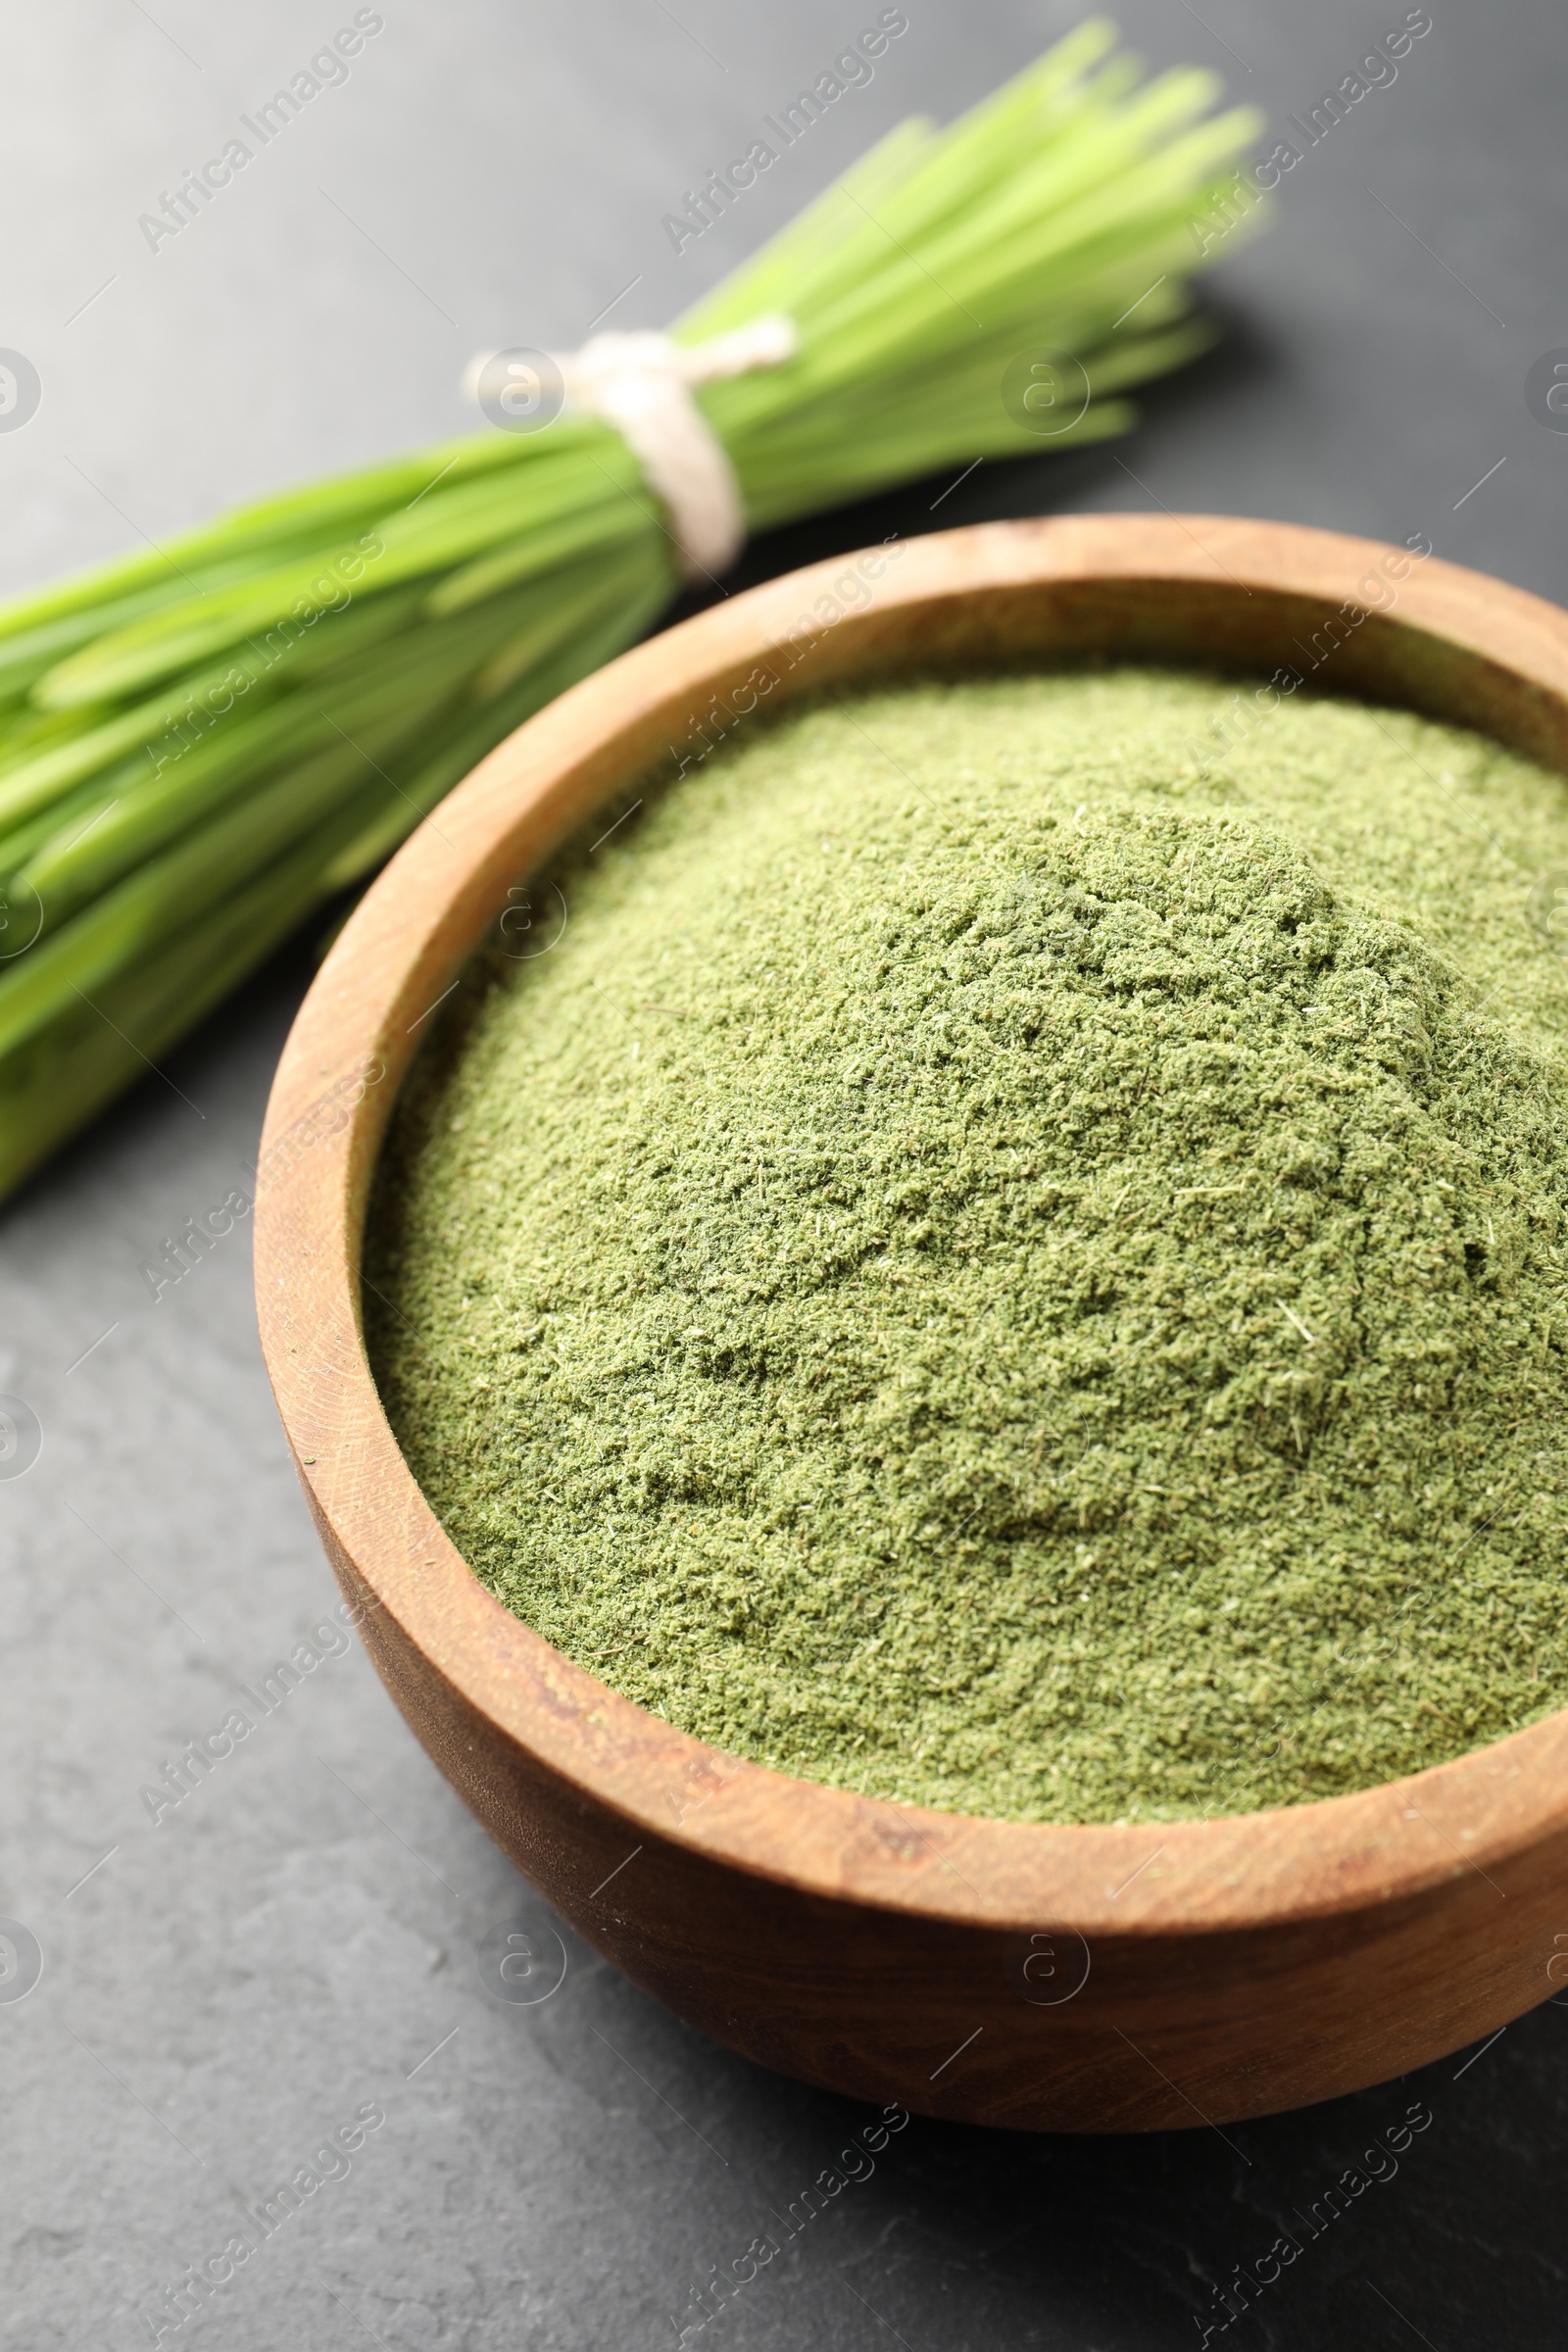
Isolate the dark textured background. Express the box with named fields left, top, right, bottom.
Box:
left=3, top=3, right=1566, bottom=2346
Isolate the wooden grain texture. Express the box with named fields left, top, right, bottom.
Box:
left=255, top=514, right=1568, bottom=2132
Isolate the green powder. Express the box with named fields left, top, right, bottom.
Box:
left=366, top=668, right=1568, bottom=1825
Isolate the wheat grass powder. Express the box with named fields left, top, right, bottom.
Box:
left=366, top=668, right=1568, bottom=1824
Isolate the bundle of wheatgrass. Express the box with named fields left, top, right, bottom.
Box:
left=0, top=21, right=1261, bottom=1200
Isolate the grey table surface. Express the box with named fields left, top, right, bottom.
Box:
left=3, top=2, right=1566, bottom=2347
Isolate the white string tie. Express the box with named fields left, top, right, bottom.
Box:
left=467, top=315, right=797, bottom=579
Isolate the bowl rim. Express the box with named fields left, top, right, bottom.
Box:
left=255, top=510, right=1568, bottom=1942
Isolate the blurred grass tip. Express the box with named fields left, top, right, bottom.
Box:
left=0, top=18, right=1263, bottom=1201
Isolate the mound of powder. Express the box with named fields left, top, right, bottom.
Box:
left=366, top=669, right=1568, bottom=1824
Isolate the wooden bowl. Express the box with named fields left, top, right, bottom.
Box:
left=255, top=514, right=1568, bottom=2132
